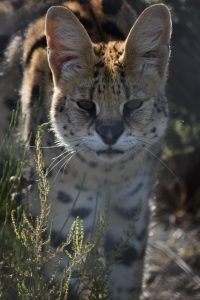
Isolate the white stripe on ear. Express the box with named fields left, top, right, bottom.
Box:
left=123, top=4, right=172, bottom=77
left=45, top=6, right=96, bottom=83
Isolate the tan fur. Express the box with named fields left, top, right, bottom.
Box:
left=7, top=2, right=172, bottom=299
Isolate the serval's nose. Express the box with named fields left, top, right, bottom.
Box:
left=96, top=121, right=124, bottom=145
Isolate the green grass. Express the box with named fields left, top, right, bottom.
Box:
left=0, top=112, right=142, bottom=299
left=0, top=120, right=92, bottom=299
left=0, top=118, right=113, bottom=299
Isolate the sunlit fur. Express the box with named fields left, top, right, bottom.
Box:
left=51, top=53, right=168, bottom=163
left=15, top=2, right=172, bottom=299
left=47, top=5, right=171, bottom=164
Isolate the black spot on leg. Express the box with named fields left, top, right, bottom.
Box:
left=104, top=234, right=117, bottom=254
left=57, top=191, right=72, bottom=204
left=71, top=207, right=91, bottom=219
left=102, top=0, right=122, bottom=15
left=151, top=127, right=156, bottom=133
left=116, top=246, right=139, bottom=266
left=50, top=231, right=66, bottom=248
left=50, top=231, right=73, bottom=253
left=63, top=125, right=67, bottom=130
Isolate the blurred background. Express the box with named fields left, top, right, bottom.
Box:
left=0, top=0, right=199, bottom=299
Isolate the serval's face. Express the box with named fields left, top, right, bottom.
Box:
left=46, top=5, right=171, bottom=163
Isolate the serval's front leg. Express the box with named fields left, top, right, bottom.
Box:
left=104, top=201, right=149, bottom=300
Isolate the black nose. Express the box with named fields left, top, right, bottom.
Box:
left=96, top=121, right=124, bottom=145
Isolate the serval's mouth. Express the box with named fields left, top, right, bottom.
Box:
left=96, top=149, right=124, bottom=156
left=95, top=148, right=124, bottom=162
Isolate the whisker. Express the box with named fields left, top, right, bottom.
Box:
left=128, top=142, right=142, bottom=166
left=63, top=147, right=86, bottom=171
left=52, top=152, right=77, bottom=183
left=132, top=134, right=163, bottom=148
left=142, top=144, right=180, bottom=183
left=48, top=149, right=73, bottom=170
left=29, top=145, right=61, bottom=149
left=47, top=151, right=75, bottom=175
left=133, top=134, right=154, bottom=141
left=134, top=137, right=153, bottom=147
left=52, top=146, right=86, bottom=183
left=65, top=139, right=83, bottom=144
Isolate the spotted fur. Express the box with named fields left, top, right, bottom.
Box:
left=4, top=1, right=172, bottom=299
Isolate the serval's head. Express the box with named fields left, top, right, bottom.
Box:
left=46, top=4, right=172, bottom=163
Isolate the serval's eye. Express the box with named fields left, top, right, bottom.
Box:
left=77, top=100, right=96, bottom=113
left=123, top=99, right=143, bottom=119
left=124, top=99, right=143, bottom=111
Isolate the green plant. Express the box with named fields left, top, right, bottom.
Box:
left=0, top=120, right=143, bottom=300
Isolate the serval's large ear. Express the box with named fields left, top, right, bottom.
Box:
left=45, top=6, right=96, bottom=84
left=123, top=4, right=172, bottom=79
